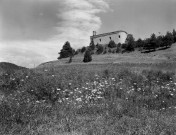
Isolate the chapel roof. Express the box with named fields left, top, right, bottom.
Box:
left=90, top=30, right=128, bottom=39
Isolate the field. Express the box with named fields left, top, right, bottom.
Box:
left=1, top=60, right=176, bottom=135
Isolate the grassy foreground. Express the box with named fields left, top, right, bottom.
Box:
left=0, top=63, right=176, bottom=134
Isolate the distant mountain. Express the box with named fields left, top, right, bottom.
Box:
left=0, top=62, right=27, bottom=74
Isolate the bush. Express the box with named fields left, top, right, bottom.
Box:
left=116, top=47, right=121, bottom=53
left=89, top=40, right=95, bottom=51
left=81, top=46, right=86, bottom=53
left=83, top=49, right=92, bottom=63
left=96, top=44, right=104, bottom=54
left=108, top=40, right=116, bottom=48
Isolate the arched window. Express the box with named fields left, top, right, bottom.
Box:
left=99, top=39, right=101, bottom=42
left=119, top=35, right=120, bottom=38
left=109, top=37, right=111, bottom=40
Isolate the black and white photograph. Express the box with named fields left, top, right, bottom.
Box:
left=0, top=0, right=176, bottom=134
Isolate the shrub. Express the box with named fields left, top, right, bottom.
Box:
left=80, top=46, right=86, bottom=53
left=96, top=44, right=104, bottom=54
left=108, top=40, right=116, bottom=48
left=116, top=47, right=121, bottom=53
left=89, top=40, right=95, bottom=51
left=83, top=49, right=92, bottom=63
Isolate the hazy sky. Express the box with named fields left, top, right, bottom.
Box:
left=0, top=0, right=176, bottom=67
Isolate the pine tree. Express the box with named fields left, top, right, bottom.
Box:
left=58, top=41, right=74, bottom=63
left=83, top=49, right=92, bottom=63
left=143, top=34, right=157, bottom=51
left=163, top=31, right=174, bottom=48
left=125, top=34, right=135, bottom=52
left=108, top=40, right=116, bottom=48
left=172, top=29, right=176, bottom=43
left=89, top=40, right=95, bottom=51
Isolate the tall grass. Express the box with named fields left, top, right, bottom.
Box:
left=0, top=64, right=176, bottom=134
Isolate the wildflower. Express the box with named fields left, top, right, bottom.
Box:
left=97, top=91, right=102, bottom=94
left=36, top=101, right=40, bottom=103
left=52, top=75, right=55, bottom=77
left=26, top=76, right=28, bottom=78
left=112, top=78, right=115, bottom=80
left=76, top=98, right=82, bottom=102
left=170, top=93, right=174, bottom=96
left=57, top=88, right=61, bottom=91
left=92, top=89, right=97, bottom=93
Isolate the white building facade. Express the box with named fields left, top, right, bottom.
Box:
left=90, top=30, right=128, bottom=45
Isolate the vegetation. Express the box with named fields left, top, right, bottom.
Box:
left=108, top=40, right=116, bottom=48
left=124, top=34, right=135, bottom=52
left=83, top=49, right=92, bottom=63
left=81, top=46, right=86, bottom=53
left=58, top=41, right=74, bottom=63
left=89, top=40, right=95, bottom=51
left=96, top=44, right=104, bottom=54
left=1, top=63, right=176, bottom=134
left=72, top=29, right=176, bottom=59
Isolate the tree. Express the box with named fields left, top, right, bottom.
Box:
left=143, top=34, right=157, bottom=52
left=58, top=41, right=74, bottom=63
left=125, top=34, right=135, bottom=52
left=108, top=40, right=116, bottom=48
left=136, top=38, right=143, bottom=48
left=163, top=31, right=174, bottom=48
left=89, top=39, right=95, bottom=51
left=96, top=44, right=104, bottom=54
left=149, top=33, right=157, bottom=49
left=81, top=46, right=86, bottom=53
left=156, top=35, right=164, bottom=48
left=83, top=49, right=92, bottom=63
left=172, top=29, right=176, bottom=43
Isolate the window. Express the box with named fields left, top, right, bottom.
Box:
left=109, top=37, right=111, bottom=40
left=119, top=35, right=120, bottom=38
left=99, top=39, right=101, bottom=42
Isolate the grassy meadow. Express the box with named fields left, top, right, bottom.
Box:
left=1, top=60, right=176, bottom=134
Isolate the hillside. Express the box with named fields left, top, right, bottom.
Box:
left=0, top=62, right=27, bottom=74
left=38, top=43, right=176, bottom=68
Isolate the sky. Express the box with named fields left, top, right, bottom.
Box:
left=0, top=0, right=176, bottom=68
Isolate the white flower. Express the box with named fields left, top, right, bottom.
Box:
left=57, top=88, right=61, bottom=91
left=92, top=89, right=97, bottom=93
left=97, top=96, right=103, bottom=99
left=36, top=101, right=40, bottom=103
left=76, top=98, right=82, bottom=102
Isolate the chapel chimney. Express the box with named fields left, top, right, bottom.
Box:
left=93, top=31, right=96, bottom=36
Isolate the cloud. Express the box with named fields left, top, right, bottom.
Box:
left=53, top=0, right=110, bottom=48
left=0, top=0, right=110, bottom=67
